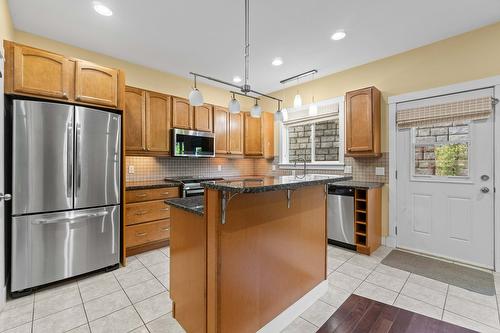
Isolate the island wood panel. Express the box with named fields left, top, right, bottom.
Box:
left=170, top=207, right=206, bottom=333
left=229, top=112, right=244, bottom=155
left=206, top=185, right=327, bottom=333
left=146, top=91, right=171, bottom=152
left=214, top=106, right=229, bottom=154
left=124, top=86, right=146, bottom=151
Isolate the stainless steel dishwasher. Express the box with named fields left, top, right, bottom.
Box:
left=327, top=185, right=356, bottom=250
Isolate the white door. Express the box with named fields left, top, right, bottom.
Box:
left=396, top=89, right=494, bottom=269
left=0, top=46, right=6, bottom=309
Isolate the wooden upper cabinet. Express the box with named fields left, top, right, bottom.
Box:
left=262, top=112, right=274, bottom=159
left=193, top=104, right=213, bottom=132
left=214, top=106, right=229, bottom=154
left=125, top=86, right=146, bottom=152
left=172, top=97, right=192, bottom=129
left=229, top=112, right=243, bottom=155
left=75, top=60, right=118, bottom=107
left=12, top=44, right=72, bottom=100
left=146, top=91, right=171, bottom=153
left=345, top=87, right=381, bottom=157
left=244, top=112, right=263, bottom=156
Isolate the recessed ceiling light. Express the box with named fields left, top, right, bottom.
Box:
left=93, top=2, right=113, bottom=16
left=331, top=30, right=346, bottom=41
left=272, top=57, right=283, bottom=66
left=233, top=76, right=242, bottom=83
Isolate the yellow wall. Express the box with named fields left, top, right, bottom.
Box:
left=263, top=21, right=500, bottom=237
left=0, top=0, right=14, bottom=42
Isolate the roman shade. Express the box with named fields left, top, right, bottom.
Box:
left=396, top=96, right=496, bottom=128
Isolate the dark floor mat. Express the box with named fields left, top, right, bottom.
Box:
left=381, top=249, right=495, bottom=296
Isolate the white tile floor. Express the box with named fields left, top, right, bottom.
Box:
left=2, top=245, right=499, bottom=333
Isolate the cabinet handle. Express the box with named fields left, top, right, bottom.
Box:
left=136, top=232, right=147, bottom=237
left=136, top=193, right=148, bottom=197
left=135, top=210, right=150, bottom=215
left=160, top=208, right=169, bottom=211
left=161, top=227, right=170, bottom=231
left=162, top=192, right=170, bottom=196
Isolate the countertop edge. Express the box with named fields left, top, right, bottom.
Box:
left=166, top=197, right=204, bottom=216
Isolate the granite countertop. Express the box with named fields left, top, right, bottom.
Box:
left=201, top=174, right=352, bottom=193
left=166, top=196, right=204, bottom=216
left=126, top=180, right=181, bottom=191
left=330, top=180, right=384, bottom=189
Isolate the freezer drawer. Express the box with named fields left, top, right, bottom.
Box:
left=11, top=206, right=120, bottom=292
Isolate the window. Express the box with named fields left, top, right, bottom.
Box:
left=280, top=97, right=344, bottom=167
left=412, top=121, right=470, bottom=178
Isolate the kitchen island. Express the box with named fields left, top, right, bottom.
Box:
left=166, top=174, right=351, bottom=333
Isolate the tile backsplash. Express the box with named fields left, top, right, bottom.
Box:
left=126, top=153, right=389, bottom=183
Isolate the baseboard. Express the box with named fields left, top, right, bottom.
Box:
left=257, top=280, right=328, bottom=333
left=0, top=285, right=6, bottom=312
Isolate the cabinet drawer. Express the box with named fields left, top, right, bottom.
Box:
left=126, top=187, right=179, bottom=203
left=125, top=219, right=170, bottom=248
left=126, top=200, right=171, bottom=225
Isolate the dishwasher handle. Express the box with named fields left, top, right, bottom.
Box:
left=328, top=186, right=355, bottom=196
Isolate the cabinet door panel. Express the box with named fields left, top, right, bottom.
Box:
left=146, top=92, right=171, bottom=152
left=262, top=112, right=274, bottom=158
left=75, top=61, right=118, bottom=107
left=244, top=113, right=263, bottom=156
left=194, top=104, right=213, bottom=132
left=172, top=97, right=192, bottom=129
left=125, top=87, right=146, bottom=151
left=13, top=45, right=71, bottom=99
left=346, top=88, right=373, bottom=152
left=229, top=112, right=243, bottom=155
left=214, top=106, right=228, bottom=154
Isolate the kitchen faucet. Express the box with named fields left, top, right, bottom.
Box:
left=294, top=157, right=307, bottom=179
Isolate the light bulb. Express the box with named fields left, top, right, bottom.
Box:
left=228, top=97, right=241, bottom=114
left=293, top=94, right=302, bottom=108
left=93, top=2, right=113, bottom=16
left=188, top=88, right=204, bottom=106
left=251, top=102, right=262, bottom=118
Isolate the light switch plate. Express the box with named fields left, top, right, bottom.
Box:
left=375, top=167, right=385, bottom=176
left=272, top=165, right=276, bottom=171
left=217, top=165, right=222, bottom=172
left=128, top=165, right=135, bottom=174
left=344, top=166, right=353, bottom=174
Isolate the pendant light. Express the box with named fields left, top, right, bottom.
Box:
left=250, top=98, right=262, bottom=118
left=188, top=75, right=204, bottom=106
left=275, top=100, right=288, bottom=122
left=309, top=96, right=318, bottom=116
left=228, top=93, right=241, bottom=114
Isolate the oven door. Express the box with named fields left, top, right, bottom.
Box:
left=184, top=188, right=205, bottom=197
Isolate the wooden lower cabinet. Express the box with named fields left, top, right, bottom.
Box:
left=125, top=186, right=179, bottom=255
left=354, top=187, right=381, bottom=255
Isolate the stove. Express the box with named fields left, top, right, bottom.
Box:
left=164, top=176, right=224, bottom=197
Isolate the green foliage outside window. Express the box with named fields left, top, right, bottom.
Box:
left=435, top=143, right=468, bottom=176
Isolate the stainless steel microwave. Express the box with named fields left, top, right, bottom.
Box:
left=171, top=128, right=215, bottom=157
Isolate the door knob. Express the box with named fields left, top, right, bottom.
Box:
left=481, top=187, right=490, bottom=193
left=0, top=193, right=12, bottom=202
left=481, top=175, right=490, bottom=181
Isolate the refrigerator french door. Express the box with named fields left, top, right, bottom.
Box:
left=11, top=100, right=121, bottom=293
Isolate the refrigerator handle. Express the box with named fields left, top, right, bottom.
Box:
left=32, top=211, right=109, bottom=225
left=75, top=123, right=82, bottom=197
left=66, top=123, right=73, bottom=198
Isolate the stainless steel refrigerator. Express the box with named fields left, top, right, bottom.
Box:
left=10, top=100, right=121, bottom=294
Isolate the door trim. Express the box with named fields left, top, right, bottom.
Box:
left=388, top=75, right=500, bottom=271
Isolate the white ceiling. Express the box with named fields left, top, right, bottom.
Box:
left=8, top=0, right=500, bottom=93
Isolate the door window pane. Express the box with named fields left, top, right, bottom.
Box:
left=288, top=124, right=312, bottom=162
left=413, top=121, right=470, bottom=177
left=314, top=120, right=340, bottom=162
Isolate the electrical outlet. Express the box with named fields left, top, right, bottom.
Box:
left=128, top=165, right=135, bottom=174
left=344, top=165, right=352, bottom=174
left=375, top=167, right=385, bottom=176
left=217, top=165, right=222, bottom=172
left=272, top=165, right=276, bottom=171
